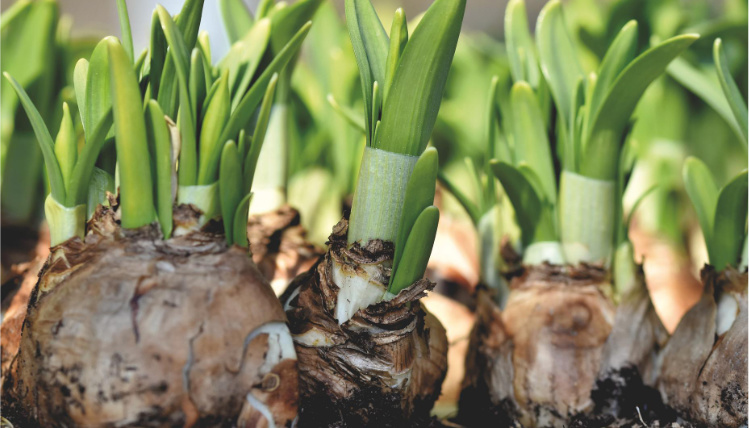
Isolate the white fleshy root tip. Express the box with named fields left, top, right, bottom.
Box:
left=45, top=195, right=86, bottom=246
left=716, top=292, right=739, bottom=336
left=176, top=182, right=220, bottom=233
left=333, top=260, right=386, bottom=324
left=242, top=321, right=297, bottom=372
left=523, top=241, right=565, bottom=265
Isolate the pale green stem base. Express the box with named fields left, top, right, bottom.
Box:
left=250, top=104, right=288, bottom=215
left=478, top=208, right=509, bottom=307
left=45, top=195, right=86, bottom=246
left=740, top=235, right=748, bottom=271
left=347, top=147, right=418, bottom=245
left=613, top=240, right=637, bottom=297
left=559, top=171, right=616, bottom=266
left=177, top=182, right=220, bottom=226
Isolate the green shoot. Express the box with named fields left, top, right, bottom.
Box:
left=684, top=157, right=748, bottom=271
left=219, top=0, right=254, bottom=44
left=108, top=37, right=155, bottom=228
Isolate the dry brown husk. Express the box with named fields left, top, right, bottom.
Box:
left=592, top=265, right=670, bottom=420
left=459, top=263, right=616, bottom=427
left=247, top=205, right=322, bottom=295
left=284, top=218, right=448, bottom=427
left=658, top=265, right=747, bottom=427
left=2, top=203, right=298, bottom=428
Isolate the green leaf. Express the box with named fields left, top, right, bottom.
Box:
left=55, top=102, right=77, bottom=193
left=392, top=147, right=437, bottom=277
left=86, top=167, right=114, bottom=219
left=505, top=0, right=540, bottom=86
left=219, top=0, right=254, bottom=44
left=536, top=0, right=584, bottom=129
left=667, top=57, right=745, bottom=144
left=582, top=34, right=698, bottom=180
left=84, top=39, right=112, bottom=141
left=437, top=170, right=481, bottom=225
left=220, top=23, right=310, bottom=146
left=711, top=171, right=748, bottom=270
left=268, top=0, right=321, bottom=54
left=388, top=205, right=439, bottom=294
left=383, top=8, right=408, bottom=103
left=217, top=18, right=270, bottom=112
left=68, top=109, right=113, bottom=206
left=586, top=20, right=637, bottom=135
left=491, top=160, right=542, bottom=247
left=242, top=74, right=278, bottom=192
left=377, top=0, right=466, bottom=156
left=345, top=0, right=389, bottom=143
left=198, top=71, right=231, bottom=185
left=3, top=72, right=66, bottom=204
left=108, top=37, right=155, bottom=229
left=73, top=58, right=88, bottom=124
left=714, top=38, right=748, bottom=145
left=509, top=81, right=556, bottom=203
left=158, top=6, right=197, bottom=185
left=149, top=9, right=166, bottom=99
left=115, top=0, right=133, bottom=63
left=326, top=94, right=366, bottom=133
left=256, top=0, right=274, bottom=20
left=232, top=192, right=253, bottom=247
left=220, top=140, right=243, bottom=244
left=683, top=157, right=718, bottom=248
left=145, top=100, right=174, bottom=239
left=189, top=48, right=207, bottom=124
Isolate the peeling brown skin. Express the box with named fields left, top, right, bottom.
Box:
left=284, top=218, right=448, bottom=427
left=247, top=205, right=323, bottom=295
left=459, top=264, right=615, bottom=427
left=2, top=204, right=298, bottom=428
left=592, top=266, right=670, bottom=420
left=659, top=265, right=748, bottom=427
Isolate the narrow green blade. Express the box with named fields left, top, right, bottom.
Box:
left=490, top=159, right=542, bottom=247
left=376, top=0, right=466, bottom=156
left=383, top=8, right=408, bottom=103
left=84, top=39, right=113, bottom=141
left=232, top=192, right=253, bottom=247
left=509, top=81, right=556, bottom=204
left=437, top=170, right=481, bottom=225
left=145, top=100, right=174, bottom=238
left=583, top=34, right=698, bottom=180
left=505, top=0, right=540, bottom=86
left=714, top=38, right=748, bottom=145
left=392, top=147, right=437, bottom=277
left=243, top=74, right=279, bottom=192
left=711, top=171, right=748, bottom=270
left=219, top=0, right=254, bottom=44
left=3, top=72, right=66, bottom=203
left=220, top=140, right=243, bottom=244
left=389, top=206, right=439, bottom=294
left=536, top=0, right=583, bottom=129
left=683, top=157, right=718, bottom=248
left=108, top=38, right=155, bottom=228
left=54, top=102, right=77, bottom=193
left=115, top=0, right=134, bottom=63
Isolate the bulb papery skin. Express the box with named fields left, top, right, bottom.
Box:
left=247, top=205, right=322, bottom=296
left=593, top=259, right=669, bottom=419
left=283, top=218, right=448, bottom=427
left=2, top=204, right=298, bottom=428
left=658, top=265, right=748, bottom=427
left=459, top=264, right=615, bottom=427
